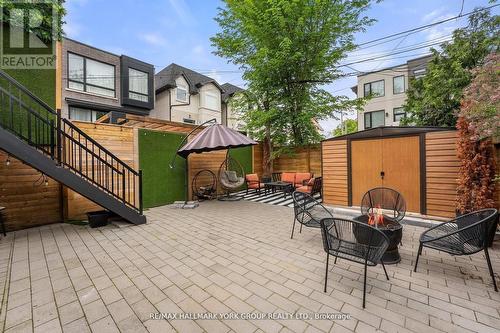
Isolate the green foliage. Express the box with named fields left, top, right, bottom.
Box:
left=139, top=130, right=187, bottom=208
left=459, top=53, right=499, bottom=140
left=212, top=0, right=373, bottom=148
left=0, top=0, right=66, bottom=41
left=403, top=9, right=499, bottom=127
left=332, top=118, right=358, bottom=137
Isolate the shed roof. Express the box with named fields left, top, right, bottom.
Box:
left=323, top=126, right=456, bottom=141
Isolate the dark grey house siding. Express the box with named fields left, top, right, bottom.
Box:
left=61, top=38, right=154, bottom=119
left=61, top=38, right=121, bottom=118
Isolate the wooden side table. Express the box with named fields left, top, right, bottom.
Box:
left=0, top=207, right=6, bottom=236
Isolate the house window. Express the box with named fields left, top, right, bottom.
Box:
left=363, top=80, right=384, bottom=97
left=393, top=107, right=406, bottom=122
left=203, top=91, right=219, bottom=110
left=68, top=107, right=106, bottom=123
left=183, top=118, right=195, bottom=124
left=393, top=76, right=405, bottom=94
left=364, top=110, right=385, bottom=129
left=68, top=53, right=115, bottom=98
left=176, top=85, right=188, bottom=102
left=413, top=68, right=426, bottom=79
left=128, top=68, right=149, bottom=102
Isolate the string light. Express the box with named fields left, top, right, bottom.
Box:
left=5, top=155, right=11, bottom=166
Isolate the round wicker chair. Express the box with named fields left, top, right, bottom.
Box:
left=192, top=169, right=217, bottom=201
left=218, top=154, right=245, bottom=201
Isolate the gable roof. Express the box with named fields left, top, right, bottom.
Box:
left=221, top=83, right=244, bottom=102
left=155, top=63, right=224, bottom=94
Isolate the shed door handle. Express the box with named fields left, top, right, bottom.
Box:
left=380, top=171, right=385, bottom=179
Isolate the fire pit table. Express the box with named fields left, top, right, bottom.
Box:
left=353, top=214, right=403, bottom=264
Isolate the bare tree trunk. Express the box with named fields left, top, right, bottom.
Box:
left=262, top=123, right=273, bottom=178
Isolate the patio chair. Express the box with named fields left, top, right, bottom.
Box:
left=291, top=191, right=332, bottom=239
left=320, top=217, right=390, bottom=308
left=296, top=177, right=322, bottom=198
left=361, top=187, right=406, bottom=223
left=272, top=172, right=282, bottom=182
left=245, top=173, right=265, bottom=195
left=414, top=209, right=499, bottom=292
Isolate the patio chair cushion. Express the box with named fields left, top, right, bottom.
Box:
left=225, top=171, right=239, bottom=183
left=295, top=173, right=312, bottom=187
left=248, top=182, right=265, bottom=189
left=296, top=185, right=311, bottom=193
left=245, top=173, right=259, bottom=182
left=282, top=173, right=296, bottom=184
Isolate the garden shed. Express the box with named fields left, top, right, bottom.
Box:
left=321, top=126, right=459, bottom=218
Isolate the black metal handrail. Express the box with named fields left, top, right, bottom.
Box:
left=0, top=69, right=143, bottom=214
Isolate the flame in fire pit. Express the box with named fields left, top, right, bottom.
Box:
left=368, top=205, right=385, bottom=227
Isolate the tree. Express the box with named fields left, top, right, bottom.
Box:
left=455, top=118, right=496, bottom=214
left=211, top=0, right=372, bottom=175
left=455, top=53, right=499, bottom=215
left=403, top=9, right=499, bottom=127
left=459, top=53, right=499, bottom=140
left=332, top=118, right=357, bottom=137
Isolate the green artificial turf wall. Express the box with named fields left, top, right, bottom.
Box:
left=229, top=145, right=253, bottom=175
left=0, top=69, right=56, bottom=145
left=139, top=129, right=187, bottom=208
left=4, top=69, right=56, bottom=108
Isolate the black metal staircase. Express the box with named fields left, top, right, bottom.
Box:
left=0, top=70, right=145, bottom=225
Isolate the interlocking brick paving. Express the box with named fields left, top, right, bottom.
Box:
left=0, top=200, right=499, bottom=333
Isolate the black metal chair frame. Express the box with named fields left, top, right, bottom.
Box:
left=414, top=209, right=498, bottom=292
left=361, top=187, right=406, bottom=222
left=309, top=177, right=323, bottom=198
left=191, top=169, right=217, bottom=201
left=291, top=191, right=332, bottom=239
left=271, top=172, right=282, bottom=182
left=320, top=217, right=390, bottom=308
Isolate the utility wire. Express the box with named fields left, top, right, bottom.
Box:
left=353, top=3, right=497, bottom=49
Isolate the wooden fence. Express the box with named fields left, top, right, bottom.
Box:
left=0, top=151, right=62, bottom=231
left=252, top=143, right=322, bottom=177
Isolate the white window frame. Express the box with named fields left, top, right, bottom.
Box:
left=176, top=84, right=188, bottom=102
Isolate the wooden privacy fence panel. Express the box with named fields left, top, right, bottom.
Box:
left=425, top=131, right=459, bottom=217
left=321, top=140, right=348, bottom=206
left=64, top=121, right=138, bottom=220
left=251, top=144, right=321, bottom=176
left=0, top=151, right=61, bottom=231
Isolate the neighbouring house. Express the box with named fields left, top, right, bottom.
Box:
left=352, top=55, right=432, bottom=131
left=151, top=64, right=246, bottom=129
left=221, top=82, right=245, bottom=131
left=151, top=63, right=224, bottom=125
left=60, top=38, right=155, bottom=122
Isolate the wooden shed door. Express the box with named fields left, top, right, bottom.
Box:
left=351, top=136, right=421, bottom=212
left=351, top=139, right=383, bottom=207
left=382, top=137, right=420, bottom=212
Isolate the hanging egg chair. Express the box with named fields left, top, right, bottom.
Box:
left=218, top=152, right=245, bottom=201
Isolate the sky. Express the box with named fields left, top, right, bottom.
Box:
left=63, top=0, right=498, bottom=136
